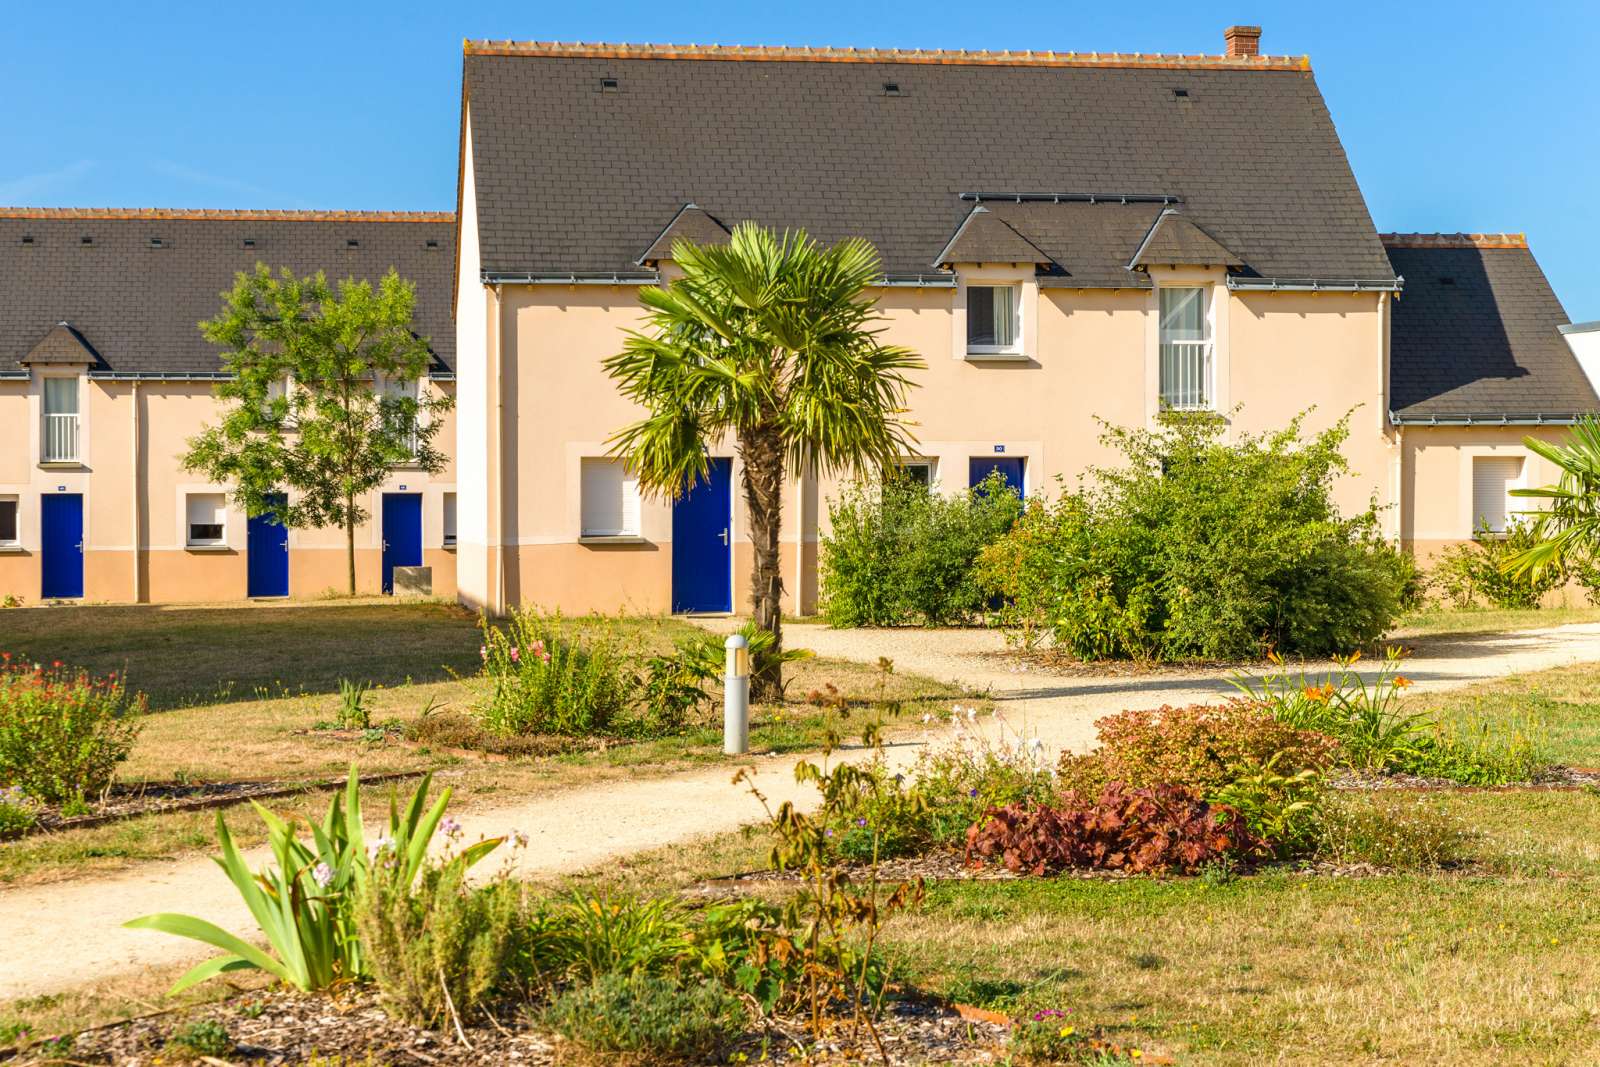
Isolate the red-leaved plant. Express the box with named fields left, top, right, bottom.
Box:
left=964, top=782, right=1259, bottom=876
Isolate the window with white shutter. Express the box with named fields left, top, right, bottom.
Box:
left=186, top=492, right=227, bottom=546
left=1471, top=456, right=1523, bottom=535
left=580, top=459, right=640, bottom=537
left=442, top=492, right=457, bottom=547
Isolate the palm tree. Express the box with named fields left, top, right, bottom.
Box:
left=605, top=224, right=923, bottom=697
left=1505, top=416, right=1600, bottom=577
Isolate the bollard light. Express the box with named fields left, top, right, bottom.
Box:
left=724, top=633, right=750, bottom=755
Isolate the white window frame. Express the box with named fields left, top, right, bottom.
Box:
left=377, top=373, right=423, bottom=459
left=895, top=459, right=936, bottom=488
left=579, top=458, right=642, bottom=539
left=184, top=491, right=228, bottom=548
left=442, top=491, right=458, bottom=548
left=40, top=374, right=81, bottom=464
left=964, top=283, right=1022, bottom=356
left=0, top=495, right=19, bottom=548
left=1469, top=454, right=1526, bottom=538
left=1157, top=285, right=1215, bottom=411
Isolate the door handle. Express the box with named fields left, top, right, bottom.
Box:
left=382, top=540, right=389, bottom=552
left=719, top=529, right=729, bottom=545
left=75, top=541, right=83, bottom=552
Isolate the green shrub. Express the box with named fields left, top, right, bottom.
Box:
left=1056, top=701, right=1337, bottom=799
left=1315, top=794, right=1468, bottom=869
left=358, top=861, right=522, bottom=1027
left=903, top=715, right=1059, bottom=846
left=1401, top=711, right=1552, bottom=785
left=1210, top=757, right=1325, bottom=859
left=403, top=708, right=574, bottom=757
left=1009, top=1010, right=1136, bottom=1063
left=527, top=893, right=691, bottom=985
left=820, top=471, right=1022, bottom=627
left=543, top=972, right=747, bottom=1060
left=977, top=411, right=1409, bottom=661
left=689, top=898, right=811, bottom=1014
left=0, top=786, right=39, bottom=839
left=164, top=1020, right=231, bottom=1061
left=1430, top=519, right=1567, bottom=609
left=677, top=623, right=814, bottom=695
left=0, top=655, right=144, bottom=804
left=478, top=611, right=630, bottom=737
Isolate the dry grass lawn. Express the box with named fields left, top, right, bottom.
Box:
left=0, top=599, right=982, bottom=886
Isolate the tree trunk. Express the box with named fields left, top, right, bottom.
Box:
left=345, top=493, right=357, bottom=597
left=740, top=423, right=787, bottom=701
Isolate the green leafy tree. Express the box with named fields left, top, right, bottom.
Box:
left=1506, top=417, right=1600, bottom=579
left=605, top=225, right=923, bottom=697
left=184, top=266, right=451, bottom=595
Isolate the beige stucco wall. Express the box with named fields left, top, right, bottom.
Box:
left=463, top=270, right=1397, bottom=617
left=0, top=374, right=457, bottom=605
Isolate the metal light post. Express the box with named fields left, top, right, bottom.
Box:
left=724, top=632, right=750, bottom=755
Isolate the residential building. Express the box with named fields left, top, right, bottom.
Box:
left=0, top=26, right=1593, bottom=610
left=0, top=210, right=457, bottom=603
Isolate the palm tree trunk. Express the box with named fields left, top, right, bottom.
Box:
left=740, top=424, right=786, bottom=700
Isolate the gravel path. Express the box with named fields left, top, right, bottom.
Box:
left=5, top=621, right=1600, bottom=1001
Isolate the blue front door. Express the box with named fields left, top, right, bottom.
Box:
left=381, top=493, right=423, bottom=594
left=672, top=458, right=733, bottom=614
left=41, top=493, right=83, bottom=599
left=247, top=493, right=289, bottom=598
left=969, top=456, right=1025, bottom=497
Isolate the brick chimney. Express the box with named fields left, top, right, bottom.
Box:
left=1224, top=25, right=1262, bottom=57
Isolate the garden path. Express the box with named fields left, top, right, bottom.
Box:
left=5, top=621, right=1600, bottom=1001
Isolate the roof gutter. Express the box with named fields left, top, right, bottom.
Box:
left=481, top=270, right=660, bottom=286
left=960, top=192, right=1181, bottom=205
left=1389, top=411, right=1592, bottom=426
left=1228, top=276, right=1404, bottom=293
left=877, top=273, right=957, bottom=288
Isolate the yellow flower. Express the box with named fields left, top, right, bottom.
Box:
left=1058, top=1026, right=1076, bottom=1038
left=1132, top=1051, right=1143, bottom=1060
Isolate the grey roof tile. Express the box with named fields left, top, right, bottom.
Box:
left=1385, top=236, right=1598, bottom=418
left=0, top=211, right=456, bottom=376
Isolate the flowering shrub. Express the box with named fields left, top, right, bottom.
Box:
left=1315, top=793, right=1467, bottom=870
left=908, top=706, right=1059, bottom=845
left=0, top=653, right=144, bottom=803
left=1056, top=701, right=1337, bottom=799
left=965, top=783, right=1259, bottom=876
left=477, top=611, right=629, bottom=737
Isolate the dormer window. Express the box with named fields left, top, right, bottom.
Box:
left=966, top=284, right=1019, bottom=353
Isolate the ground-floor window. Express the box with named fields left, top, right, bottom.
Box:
left=185, top=492, right=226, bottom=547
left=896, top=460, right=935, bottom=487
left=442, top=491, right=457, bottom=547
left=1471, top=455, right=1524, bottom=535
left=580, top=458, right=641, bottom=537
left=0, top=496, right=17, bottom=546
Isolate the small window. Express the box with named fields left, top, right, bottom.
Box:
left=895, top=460, right=934, bottom=488
left=1471, top=456, right=1524, bottom=536
left=1158, top=286, right=1212, bottom=410
left=149, top=237, right=165, bottom=248
left=43, top=377, right=79, bottom=416
left=442, top=492, right=457, bottom=547
left=242, top=237, right=258, bottom=249
left=20, top=235, right=35, bottom=246
left=600, top=76, right=620, bottom=92
left=345, top=238, right=360, bottom=249
left=41, top=377, right=80, bottom=462
left=0, top=497, right=18, bottom=546
left=79, top=236, right=93, bottom=246
left=580, top=458, right=641, bottom=537
left=186, top=493, right=227, bottom=546
left=966, top=284, right=1019, bottom=352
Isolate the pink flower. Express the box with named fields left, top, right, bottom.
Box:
left=479, top=645, right=487, bottom=661
left=510, top=646, right=520, bottom=663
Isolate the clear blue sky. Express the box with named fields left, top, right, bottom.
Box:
left=6, top=2, right=1597, bottom=315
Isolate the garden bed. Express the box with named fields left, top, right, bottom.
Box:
left=5, top=769, right=430, bottom=839
left=35, top=987, right=1011, bottom=1066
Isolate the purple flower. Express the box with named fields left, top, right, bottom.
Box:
left=1031, top=1009, right=1067, bottom=1021
left=968, top=788, right=979, bottom=798
left=440, top=817, right=462, bottom=838
left=855, top=818, right=867, bottom=828
left=311, top=862, right=334, bottom=888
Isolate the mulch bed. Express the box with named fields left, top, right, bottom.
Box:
left=13, top=770, right=431, bottom=839
left=1330, top=765, right=1600, bottom=792
left=28, top=987, right=1010, bottom=1066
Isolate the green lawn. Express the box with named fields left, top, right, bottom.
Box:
left=1393, top=604, right=1600, bottom=639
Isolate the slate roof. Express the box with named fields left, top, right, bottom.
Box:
left=461, top=40, right=1397, bottom=287
left=0, top=210, right=457, bottom=377
left=1384, top=234, right=1598, bottom=420
left=1129, top=209, right=1244, bottom=269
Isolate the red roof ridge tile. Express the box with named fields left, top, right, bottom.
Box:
left=1380, top=232, right=1527, bottom=250
left=0, top=207, right=454, bottom=223
left=462, top=39, right=1311, bottom=71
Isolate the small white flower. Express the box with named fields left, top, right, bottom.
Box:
left=511, top=829, right=530, bottom=849
left=311, top=862, right=334, bottom=888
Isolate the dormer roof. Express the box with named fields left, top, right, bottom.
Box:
left=1128, top=209, right=1246, bottom=270
left=636, top=203, right=732, bottom=265
left=22, top=322, right=99, bottom=367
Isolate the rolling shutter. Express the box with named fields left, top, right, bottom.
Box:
left=1470, top=456, right=1523, bottom=534
left=580, top=459, right=640, bottom=536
